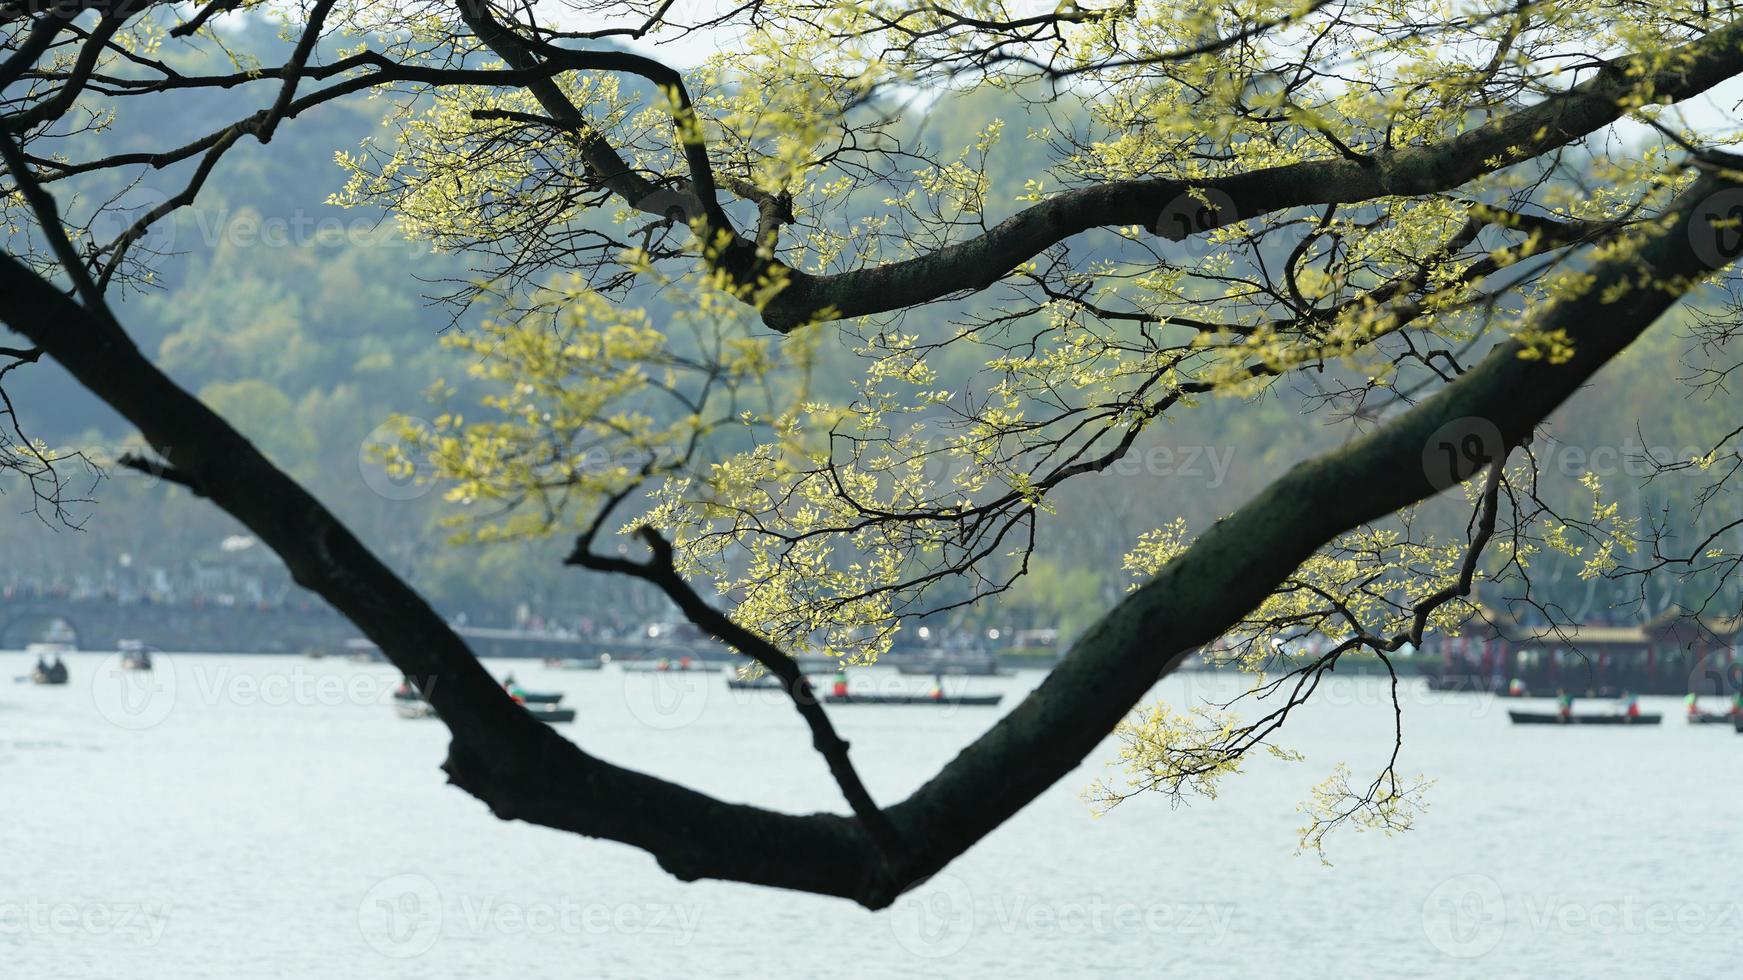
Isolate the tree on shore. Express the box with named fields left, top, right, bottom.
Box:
left=4, top=0, right=1743, bottom=905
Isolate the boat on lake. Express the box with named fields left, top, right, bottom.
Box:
left=394, top=695, right=573, bottom=724
left=27, top=660, right=70, bottom=685
left=344, top=638, right=385, bottom=663
left=1508, top=710, right=1661, bottom=725
left=395, top=700, right=437, bottom=720
left=825, top=693, right=1003, bottom=706
left=542, top=656, right=605, bottom=670
left=118, top=640, right=153, bottom=671
left=1689, top=711, right=1737, bottom=725
left=618, top=658, right=716, bottom=673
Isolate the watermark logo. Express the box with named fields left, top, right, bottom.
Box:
left=359, top=417, right=436, bottom=500
left=1688, top=650, right=1743, bottom=699
left=1422, top=873, right=1506, bottom=958
left=634, top=183, right=705, bottom=225
left=0, top=899, right=171, bottom=946
left=356, top=874, right=703, bottom=958
left=358, top=874, right=443, bottom=959
left=1154, top=187, right=1238, bottom=258
left=88, top=184, right=176, bottom=260
left=90, top=652, right=178, bottom=730
left=1690, top=187, right=1743, bottom=271
left=620, top=651, right=712, bottom=730
left=889, top=873, right=976, bottom=959
left=1421, top=416, right=1504, bottom=492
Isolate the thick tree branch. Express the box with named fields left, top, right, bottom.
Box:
left=2, top=153, right=1731, bottom=906
left=566, top=525, right=903, bottom=859
left=756, top=22, right=1743, bottom=328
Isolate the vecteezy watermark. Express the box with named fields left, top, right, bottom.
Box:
left=359, top=416, right=436, bottom=500
left=1421, top=416, right=1505, bottom=492
left=1528, top=431, right=1710, bottom=481
left=357, top=873, right=703, bottom=959
left=1421, top=873, right=1507, bottom=958
left=1689, top=186, right=1743, bottom=271
left=888, top=873, right=1236, bottom=959
left=619, top=653, right=712, bottom=730
left=889, top=873, right=978, bottom=958
left=87, top=184, right=176, bottom=259
left=91, top=656, right=434, bottom=729
left=0, top=899, right=171, bottom=946
left=90, top=652, right=180, bottom=730
left=1688, top=650, right=1743, bottom=698
left=1153, top=187, right=1239, bottom=258
left=184, top=209, right=412, bottom=251
left=1422, top=874, right=1743, bottom=959
left=633, top=181, right=706, bottom=225
left=358, top=874, right=444, bottom=959
left=88, top=193, right=420, bottom=260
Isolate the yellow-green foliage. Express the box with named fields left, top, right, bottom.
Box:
left=307, top=0, right=1734, bottom=853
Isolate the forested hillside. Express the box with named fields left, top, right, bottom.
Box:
left=3, top=23, right=1733, bottom=637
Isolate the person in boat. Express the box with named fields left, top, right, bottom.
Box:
left=656, top=656, right=671, bottom=672
left=1507, top=677, right=1526, bottom=697
left=1732, top=689, right=1743, bottom=718
left=1555, top=688, right=1573, bottom=721
left=832, top=670, right=849, bottom=698
left=678, top=655, right=694, bottom=671
left=49, top=655, right=67, bottom=683
left=930, top=672, right=944, bottom=702
left=34, top=654, right=47, bottom=676
left=1621, top=691, right=1640, bottom=720
left=1687, top=692, right=1701, bottom=718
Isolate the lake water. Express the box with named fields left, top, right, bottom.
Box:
left=2, top=652, right=1738, bottom=977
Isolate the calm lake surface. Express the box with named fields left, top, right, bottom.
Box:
left=3, top=652, right=1738, bottom=977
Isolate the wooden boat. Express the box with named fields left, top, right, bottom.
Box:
left=1507, top=710, right=1661, bottom=726
left=118, top=640, right=152, bottom=671
left=1689, top=711, right=1737, bottom=725
left=393, top=684, right=561, bottom=705
left=344, top=638, right=385, bottom=663
left=395, top=697, right=572, bottom=724
left=825, top=693, right=1003, bottom=707
left=542, top=656, right=604, bottom=671
left=29, top=667, right=69, bottom=686
left=618, top=659, right=716, bottom=673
